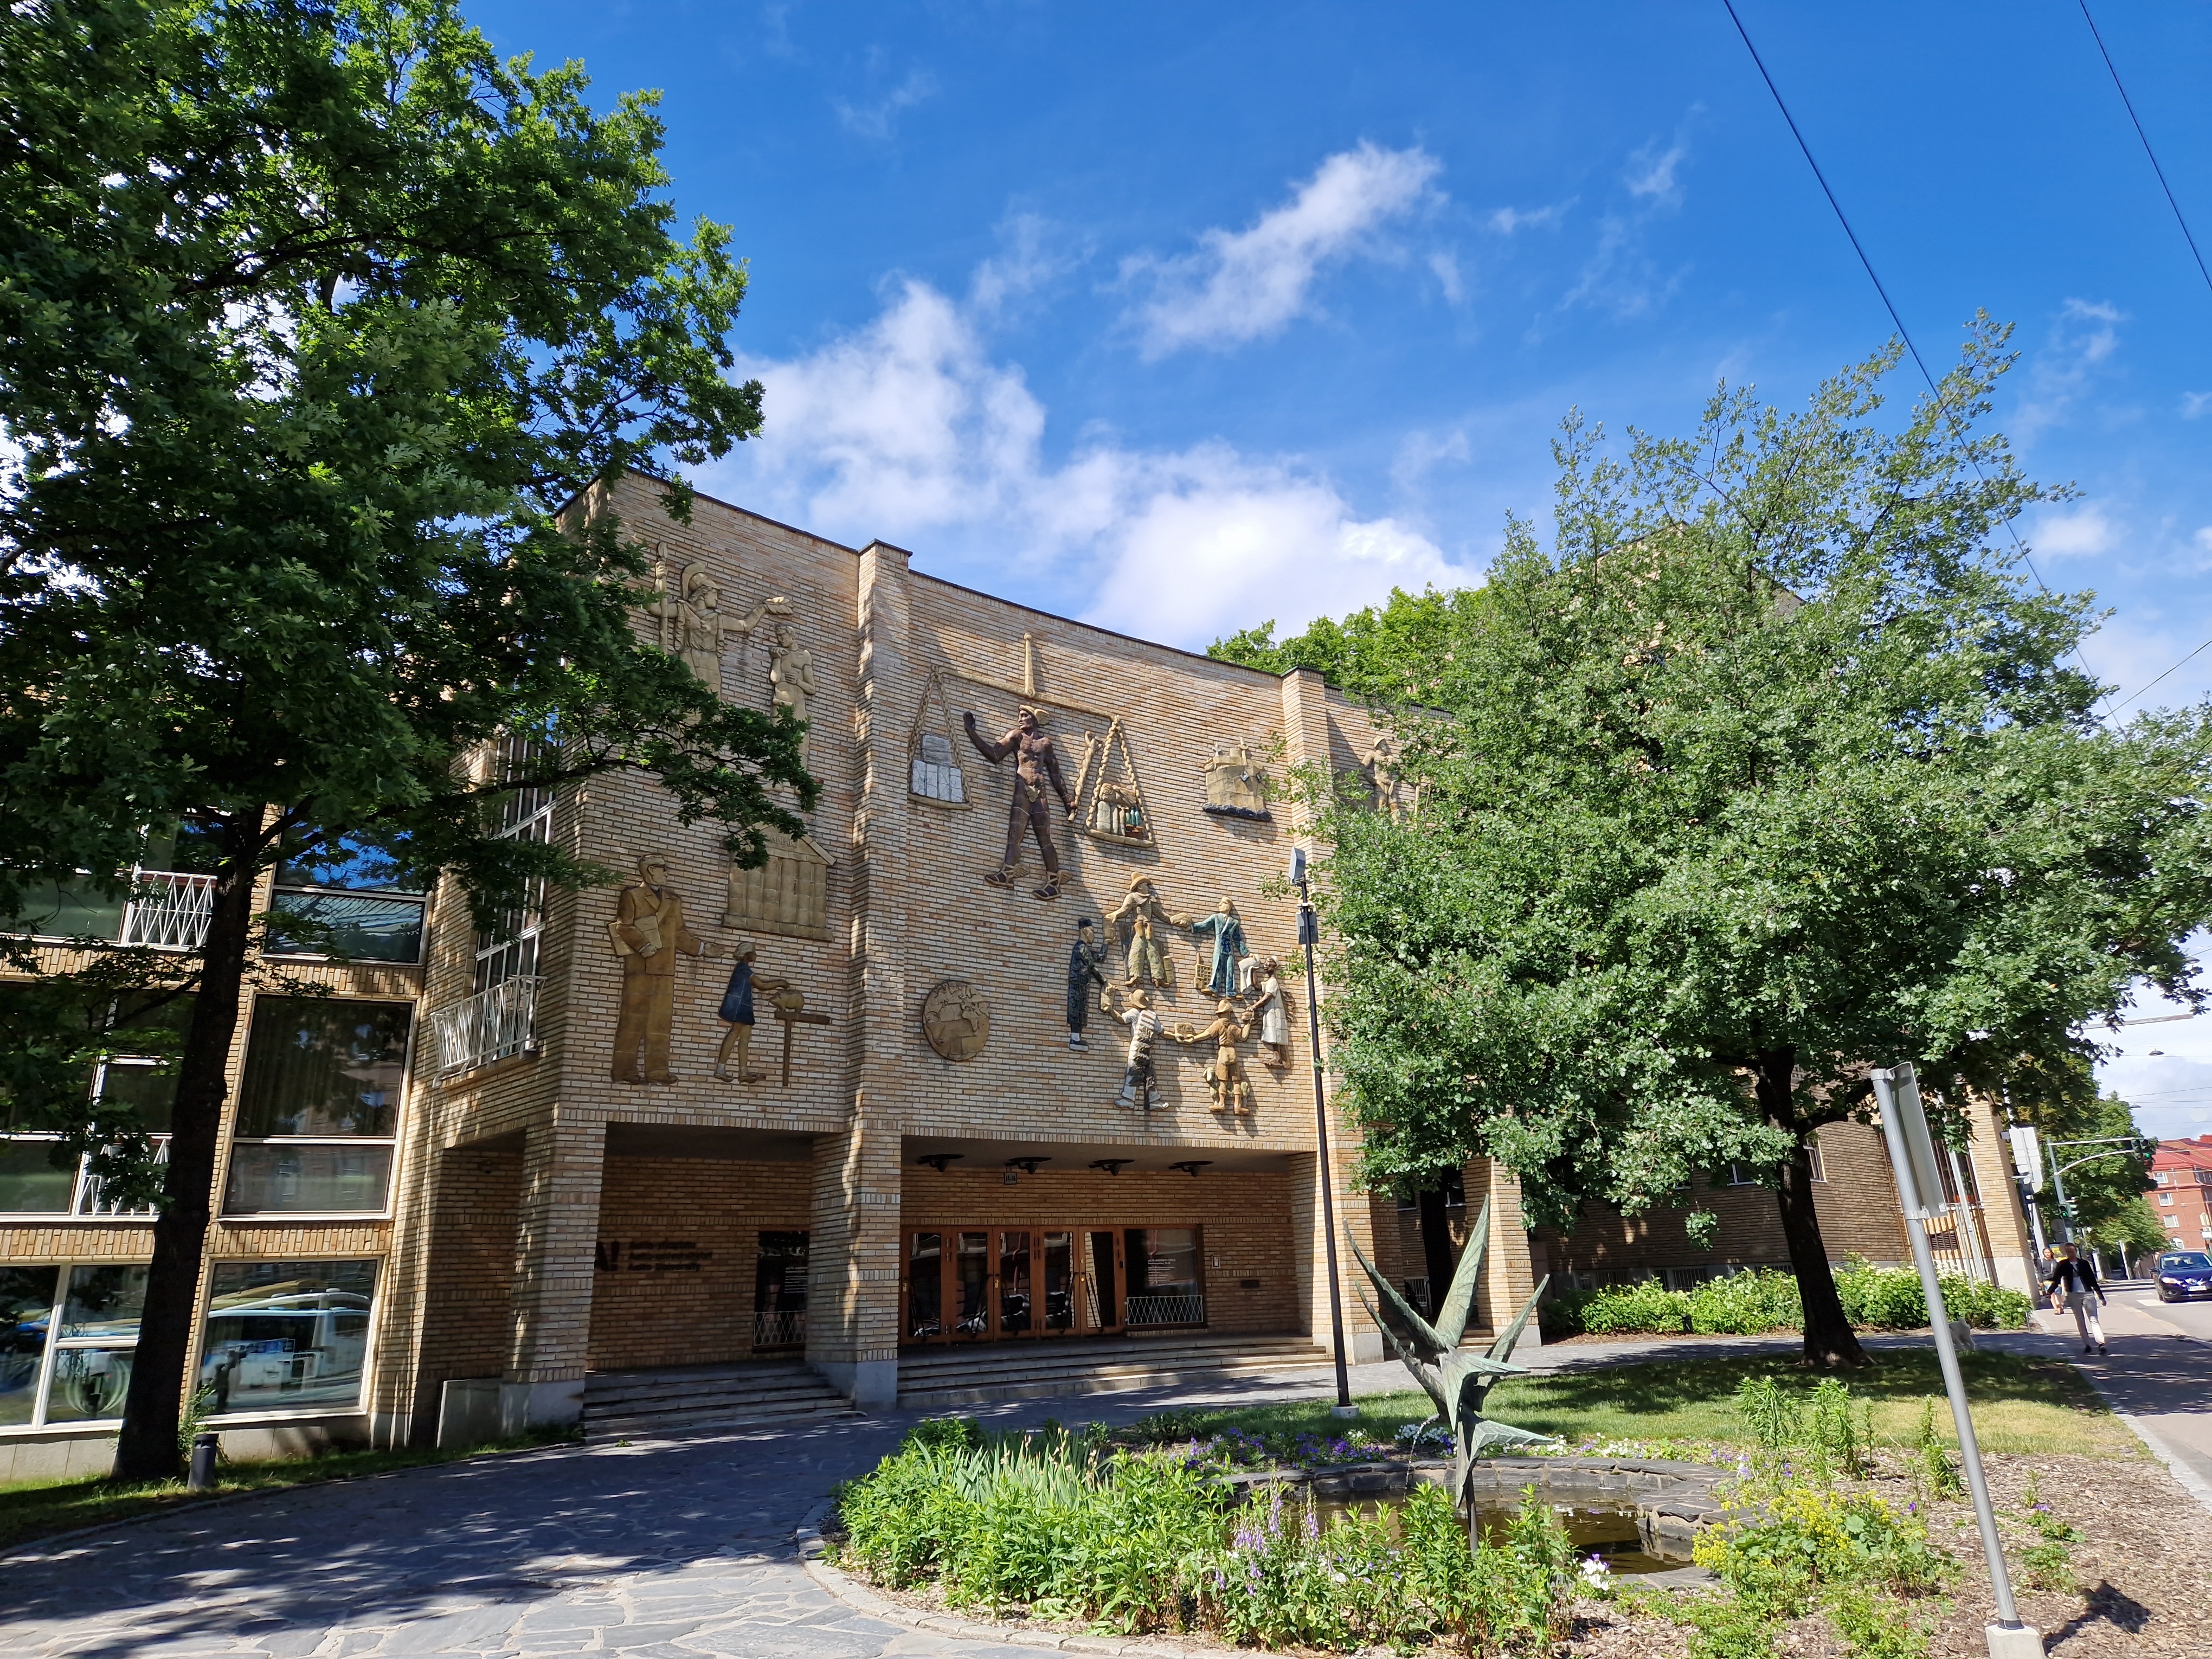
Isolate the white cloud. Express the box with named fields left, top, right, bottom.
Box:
left=1123, top=143, right=1443, bottom=358
left=710, top=279, right=1468, bottom=649
left=832, top=67, right=936, bottom=140
left=2032, top=504, right=2119, bottom=562
left=1487, top=202, right=1573, bottom=235
left=2182, top=391, right=2210, bottom=420
left=1427, top=250, right=1465, bottom=304
left=2015, top=298, right=2126, bottom=440
left=1390, top=428, right=1471, bottom=496
left=1558, top=117, right=1697, bottom=319
left=1624, top=134, right=1690, bottom=205
left=968, top=213, right=1078, bottom=318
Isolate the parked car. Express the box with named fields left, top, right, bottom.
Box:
left=2153, top=1250, right=2212, bottom=1302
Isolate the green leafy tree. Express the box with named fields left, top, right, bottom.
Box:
left=2004, top=1060, right=2161, bottom=1253
left=1209, top=587, right=1492, bottom=708
left=1315, top=324, right=2212, bottom=1366
left=0, top=0, right=809, bottom=1477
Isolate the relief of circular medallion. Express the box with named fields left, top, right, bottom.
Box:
left=921, top=979, right=991, bottom=1061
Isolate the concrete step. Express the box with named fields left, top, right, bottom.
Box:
left=580, top=1360, right=862, bottom=1438
left=896, top=1333, right=1330, bottom=1408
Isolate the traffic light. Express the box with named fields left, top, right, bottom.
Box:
left=2134, top=1134, right=2162, bottom=1162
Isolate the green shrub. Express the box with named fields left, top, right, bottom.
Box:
left=1558, top=1277, right=1693, bottom=1335
left=1834, top=1260, right=2031, bottom=1331
left=1687, top=1270, right=1803, bottom=1334
left=1695, top=1486, right=1951, bottom=1610
left=1677, top=1588, right=1782, bottom=1659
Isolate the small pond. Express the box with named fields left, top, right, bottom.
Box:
left=1309, top=1493, right=1690, bottom=1576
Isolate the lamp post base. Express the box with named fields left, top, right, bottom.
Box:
left=1984, top=1622, right=2044, bottom=1658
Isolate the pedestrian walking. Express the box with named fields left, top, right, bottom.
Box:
left=2047, top=1243, right=2108, bottom=1354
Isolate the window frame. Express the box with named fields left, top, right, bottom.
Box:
left=196, top=1256, right=385, bottom=1425
left=0, top=1260, right=148, bottom=1433
left=220, top=994, right=416, bottom=1221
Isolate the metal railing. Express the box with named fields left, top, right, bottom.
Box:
left=752, top=1309, right=808, bottom=1348
left=1124, top=1293, right=1206, bottom=1328
left=430, top=975, right=541, bottom=1076
left=119, top=871, right=216, bottom=950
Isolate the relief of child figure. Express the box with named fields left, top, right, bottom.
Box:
left=1247, top=956, right=1291, bottom=1069
left=713, top=939, right=803, bottom=1083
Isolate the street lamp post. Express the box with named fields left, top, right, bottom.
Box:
left=1290, top=846, right=1355, bottom=1416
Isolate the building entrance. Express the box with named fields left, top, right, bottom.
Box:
left=901, top=1225, right=1203, bottom=1345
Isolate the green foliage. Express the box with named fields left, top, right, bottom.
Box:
left=1302, top=329, right=2212, bottom=1365
left=1911, top=1399, right=1964, bottom=1501
left=1826, top=1586, right=1935, bottom=1659
left=2015, top=1471, right=2082, bottom=1592
left=1677, top=1587, right=1782, bottom=1659
left=1206, top=586, right=1493, bottom=706
left=835, top=1429, right=1583, bottom=1654
left=1549, top=1266, right=2027, bottom=1340
left=1733, top=1375, right=1801, bottom=1469
left=1695, top=1487, right=1952, bottom=1611
left=1, top=0, right=809, bottom=1475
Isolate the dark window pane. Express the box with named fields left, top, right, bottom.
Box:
left=97, top=1062, right=175, bottom=1134
left=140, top=813, right=228, bottom=876
left=222, top=1142, right=394, bottom=1213
left=0, top=1141, right=77, bottom=1213
left=266, top=893, right=425, bottom=963
left=112, top=991, right=196, bottom=1052
left=236, top=999, right=411, bottom=1137
left=62, top=1264, right=147, bottom=1339
left=4, top=877, right=125, bottom=942
left=274, top=829, right=422, bottom=894
left=0, top=1266, right=59, bottom=1427
left=201, top=1261, right=376, bottom=1414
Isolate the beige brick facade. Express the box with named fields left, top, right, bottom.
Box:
left=4, top=478, right=2039, bottom=1472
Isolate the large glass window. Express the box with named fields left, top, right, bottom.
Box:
left=753, top=1231, right=809, bottom=1350
left=0, top=1268, right=59, bottom=1429
left=223, top=998, right=410, bottom=1214
left=0, top=990, right=189, bottom=1217
left=1126, top=1227, right=1205, bottom=1328
left=200, top=1259, right=377, bottom=1416
left=268, top=828, right=426, bottom=964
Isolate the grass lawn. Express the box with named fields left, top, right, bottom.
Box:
left=1137, top=1350, right=2135, bottom=1460
left=0, top=1430, right=575, bottom=1555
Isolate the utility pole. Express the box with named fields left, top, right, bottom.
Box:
left=1872, top=1063, right=2040, bottom=1659
left=1290, top=846, right=1355, bottom=1416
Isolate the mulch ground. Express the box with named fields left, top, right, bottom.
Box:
left=1568, top=1451, right=2212, bottom=1657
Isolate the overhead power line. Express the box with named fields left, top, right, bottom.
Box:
left=1718, top=2, right=2068, bottom=619
left=2077, top=0, right=2212, bottom=300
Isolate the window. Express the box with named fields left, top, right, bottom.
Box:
left=474, top=730, right=557, bottom=994
left=2160, top=1192, right=2176, bottom=1206
left=0, top=1263, right=146, bottom=1429
left=268, top=828, right=426, bottom=964
left=1727, top=1164, right=1761, bottom=1187
left=200, top=1259, right=377, bottom=1416
left=753, top=1232, right=809, bottom=1349
left=1805, top=1136, right=1827, bottom=1183
left=223, top=999, right=411, bottom=1214
left=1126, top=1227, right=1204, bottom=1327
left=2154, top=1171, right=2170, bottom=1185
left=0, top=991, right=191, bottom=1217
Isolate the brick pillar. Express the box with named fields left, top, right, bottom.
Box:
left=806, top=1121, right=903, bottom=1403
left=810, top=538, right=923, bottom=1406
left=1470, top=1156, right=1545, bottom=1350
left=500, top=1106, right=606, bottom=1428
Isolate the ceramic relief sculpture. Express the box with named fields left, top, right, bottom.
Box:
left=1202, top=740, right=1273, bottom=821
left=1364, top=735, right=1409, bottom=821
left=962, top=706, right=1076, bottom=900
left=608, top=854, right=722, bottom=1084
left=1066, top=917, right=1109, bottom=1050
left=1187, top=896, right=1248, bottom=995
left=1175, top=998, right=1256, bottom=1116
left=908, top=668, right=968, bottom=805
left=713, top=939, right=796, bottom=1083
left=722, top=826, right=831, bottom=941
left=1347, top=1197, right=1553, bottom=1531
left=1248, top=956, right=1291, bottom=1069
left=658, top=560, right=787, bottom=695
left=1102, top=985, right=1163, bottom=1110
left=1107, top=875, right=1181, bottom=989
left=767, top=622, right=818, bottom=761
left=921, top=979, right=991, bottom=1060
left=1070, top=718, right=1153, bottom=846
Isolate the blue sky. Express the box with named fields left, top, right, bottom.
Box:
left=466, top=0, right=2212, bottom=1129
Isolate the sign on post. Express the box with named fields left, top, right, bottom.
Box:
left=1885, top=1064, right=1951, bottom=1220
left=2006, top=1124, right=2041, bottom=1185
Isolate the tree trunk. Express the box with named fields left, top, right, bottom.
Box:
left=1754, top=1047, right=1869, bottom=1369
left=111, top=823, right=261, bottom=1481
left=1417, top=1187, right=1457, bottom=1319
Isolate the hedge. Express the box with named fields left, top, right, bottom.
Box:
left=1545, top=1261, right=2030, bottom=1338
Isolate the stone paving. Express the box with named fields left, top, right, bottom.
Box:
left=4, top=1326, right=2199, bottom=1658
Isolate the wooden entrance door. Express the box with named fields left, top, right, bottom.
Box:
left=902, top=1226, right=1127, bottom=1343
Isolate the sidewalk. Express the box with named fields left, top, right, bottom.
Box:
left=2007, top=1294, right=2212, bottom=1513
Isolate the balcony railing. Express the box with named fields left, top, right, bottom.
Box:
left=119, top=871, right=217, bottom=950
left=431, top=975, right=541, bottom=1076
left=1126, top=1292, right=1206, bottom=1328
left=75, top=1139, right=168, bottom=1217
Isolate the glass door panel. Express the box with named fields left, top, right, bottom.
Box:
left=906, top=1232, right=943, bottom=1342
left=1086, top=1230, right=1122, bottom=1332
left=1041, top=1232, right=1074, bottom=1332
left=999, top=1231, right=1033, bottom=1335
left=953, top=1231, right=991, bottom=1340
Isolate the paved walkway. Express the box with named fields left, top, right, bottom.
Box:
left=3, top=1324, right=2203, bottom=1658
